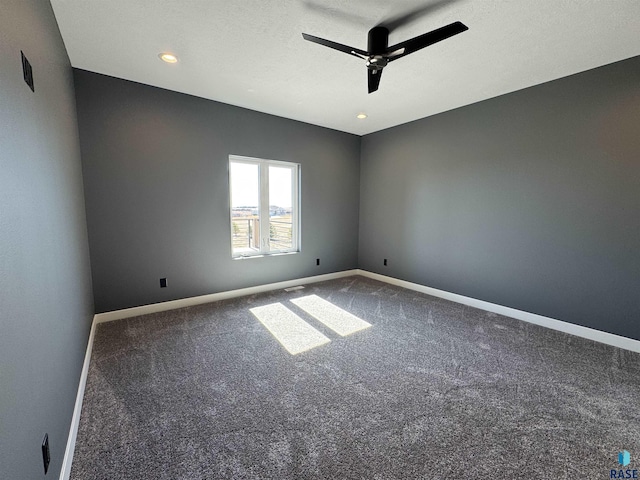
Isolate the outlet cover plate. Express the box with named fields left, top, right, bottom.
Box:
left=42, top=433, right=50, bottom=474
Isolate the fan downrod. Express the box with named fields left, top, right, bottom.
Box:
left=367, top=26, right=389, bottom=54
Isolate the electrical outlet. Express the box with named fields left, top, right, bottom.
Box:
left=42, top=434, right=50, bottom=474
left=160, top=278, right=167, bottom=288
left=384, top=259, right=387, bottom=266
left=21, top=51, right=34, bottom=92
left=316, top=258, right=320, bottom=266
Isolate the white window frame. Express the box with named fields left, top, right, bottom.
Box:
left=229, top=155, right=300, bottom=258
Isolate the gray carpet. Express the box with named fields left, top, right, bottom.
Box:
left=70, top=276, right=640, bottom=479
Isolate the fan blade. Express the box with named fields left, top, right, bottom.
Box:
left=302, top=33, right=368, bottom=59
left=386, top=47, right=405, bottom=58
left=368, top=69, right=383, bottom=94
left=386, top=21, right=468, bottom=61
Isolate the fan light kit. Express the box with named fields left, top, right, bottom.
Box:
left=303, top=21, right=468, bottom=93
left=159, top=53, right=178, bottom=63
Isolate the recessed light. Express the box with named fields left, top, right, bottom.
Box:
left=356, top=113, right=367, bottom=119
left=159, top=53, right=178, bottom=63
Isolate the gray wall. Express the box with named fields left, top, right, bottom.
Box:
left=0, top=1, right=94, bottom=478
left=73, top=70, right=361, bottom=313
left=359, top=55, right=640, bottom=340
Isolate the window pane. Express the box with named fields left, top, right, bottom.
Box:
left=229, top=156, right=299, bottom=258
left=230, top=162, right=259, bottom=255
left=268, top=166, right=293, bottom=252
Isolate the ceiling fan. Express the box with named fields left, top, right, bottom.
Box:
left=302, top=21, right=468, bottom=93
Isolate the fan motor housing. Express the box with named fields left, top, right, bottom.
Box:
left=366, top=56, right=388, bottom=71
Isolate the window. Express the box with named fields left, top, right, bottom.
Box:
left=229, top=155, right=300, bottom=257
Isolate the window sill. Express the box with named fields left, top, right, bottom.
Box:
left=232, top=251, right=299, bottom=260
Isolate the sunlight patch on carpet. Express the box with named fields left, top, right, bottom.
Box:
left=250, top=303, right=330, bottom=354
left=291, top=295, right=371, bottom=336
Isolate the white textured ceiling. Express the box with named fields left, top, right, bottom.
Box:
left=51, top=0, right=640, bottom=135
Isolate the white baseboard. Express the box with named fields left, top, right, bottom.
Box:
left=61, top=268, right=640, bottom=477
left=59, top=315, right=98, bottom=480
left=356, top=269, right=640, bottom=354
left=94, top=270, right=359, bottom=323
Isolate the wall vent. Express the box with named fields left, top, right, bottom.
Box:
left=284, top=286, right=305, bottom=292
